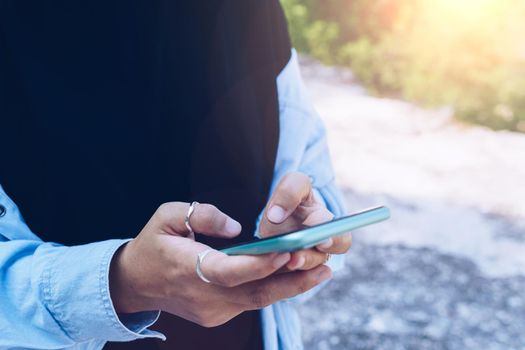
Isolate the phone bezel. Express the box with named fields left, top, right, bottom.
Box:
left=220, top=206, right=383, bottom=251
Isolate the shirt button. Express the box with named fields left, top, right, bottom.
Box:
left=0, top=205, right=6, bottom=217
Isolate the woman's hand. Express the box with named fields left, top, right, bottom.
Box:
left=259, top=172, right=352, bottom=271
left=109, top=202, right=332, bottom=327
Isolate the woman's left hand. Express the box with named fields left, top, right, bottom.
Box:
left=259, top=172, right=352, bottom=271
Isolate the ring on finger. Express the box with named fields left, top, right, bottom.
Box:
left=184, top=201, right=199, bottom=236
left=196, top=248, right=214, bottom=284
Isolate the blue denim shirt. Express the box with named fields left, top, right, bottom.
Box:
left=0, top=50, right=346, bottom=350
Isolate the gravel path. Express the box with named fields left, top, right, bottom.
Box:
left=297, top=57, right=525, bottom=349
left=300, top=243, right=525, bottom=350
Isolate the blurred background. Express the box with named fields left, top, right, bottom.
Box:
left=281, top=1, right=525, bottom=349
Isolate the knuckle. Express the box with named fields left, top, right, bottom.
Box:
left=158, top=243, right=172, bottom=263
left=199, top=320, right=214, bottom=328
left=297, top=283, right=309, bottom=295
left=156, top=202, right=179, bottom=222
left=297, top=172, right=311, bottom=184
left=156, top=203, right=171, bottom=221
left=204, top=317, right=228, bottom=328
left=199, top=318, right=219, bottom=328
left=212, top=210, right=227, bottom=231
left=194, top=313, right=212, bottom=327
left=276, top=173, right=311, bottom=205
left=335, top=233, right=352, bottom=253
left=214, top=270, right=236, bottom=287
left=277, top=189, right=296, bottom=206
left=302, top=252, right=313, bottom=269
left=285, top=172, right=310, bottom=186
left=250, top=288, right=271, bottom=309
left=199, top=203, right=217, bottom=216
left=282, top=172, right=294, bottom=182
left=297, top=277, right=311, bottom=295
left=310, top=254, right=324, bottom=270
left=284, top=171, right=305, bottom=181
left=213, top=314, right=234, bottom=327
left=195, top=309, right=214, bottom=327
left=300, top=251, right=317, bottom=269
left=196, top=310, right=229, bottom=328
left=199, top=204, right=226, bottom=231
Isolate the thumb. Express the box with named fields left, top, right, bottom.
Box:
left=156, top=202, right=242, bottom=238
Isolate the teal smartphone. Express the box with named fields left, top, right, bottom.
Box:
left=220, top=206, right=390, bottom=256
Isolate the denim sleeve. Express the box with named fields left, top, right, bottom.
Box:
left=271, top=49, right=348, bottom=304
left=0, top=188, right=164, bottom=349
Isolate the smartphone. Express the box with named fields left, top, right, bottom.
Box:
left=220, top=206, right=390, bottom=255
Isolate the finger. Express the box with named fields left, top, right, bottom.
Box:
left=237, top=265, right=332, bottom=310
left=157, top=202, right=242, bottom=238
left=302, top=207, right=334, bottom=227
left=189, top=203, right=243, bottom=238
left=316, top=238, right=333, bottom=251
left=259, top=202, right=333, bottom=238
left=316, top=232, right=352, bottom=254
left=287, top=249, right=328, bottom=270
left=266, top=172, right=313, bottom=224
left=200, top=250, right=292, bottom=287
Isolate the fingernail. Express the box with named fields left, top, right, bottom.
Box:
left=293, top=256, right=306, bottom=270
left=318, top=268, right=332, bottom=283
left=317, top=238, right=333, bottom=250
left=225, top=218, right=242, bottom=236
left=272, top=253, right=291, bottom=268
left=267, top=205, right=286, bottom=223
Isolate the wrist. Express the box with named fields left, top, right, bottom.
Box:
left=109, top=241, right=152, bottom=314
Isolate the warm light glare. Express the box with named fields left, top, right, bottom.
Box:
left=283, top=0, right=525, bottom=131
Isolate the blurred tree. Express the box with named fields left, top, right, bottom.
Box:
left=282, top=0, right=525, bottom=132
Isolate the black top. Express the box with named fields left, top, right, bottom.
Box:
left=0, top=1, right=291, bottom=349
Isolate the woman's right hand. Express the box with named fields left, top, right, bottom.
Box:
left=109, top=202, right=332, bottom=327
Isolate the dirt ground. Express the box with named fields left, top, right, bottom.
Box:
left=297, top=57, right=525, bottom=350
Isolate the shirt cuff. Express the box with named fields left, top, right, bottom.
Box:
left=39, top=239, right=165, bottom=342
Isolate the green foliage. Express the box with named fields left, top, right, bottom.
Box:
left=282, top=0, right=340, bottom=64
left=282, top=0, right=525, bottom=132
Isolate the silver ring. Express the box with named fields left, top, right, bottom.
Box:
left=184, top=201, right=199, bottom=236
left=196, top=249, right=214, bottom=284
